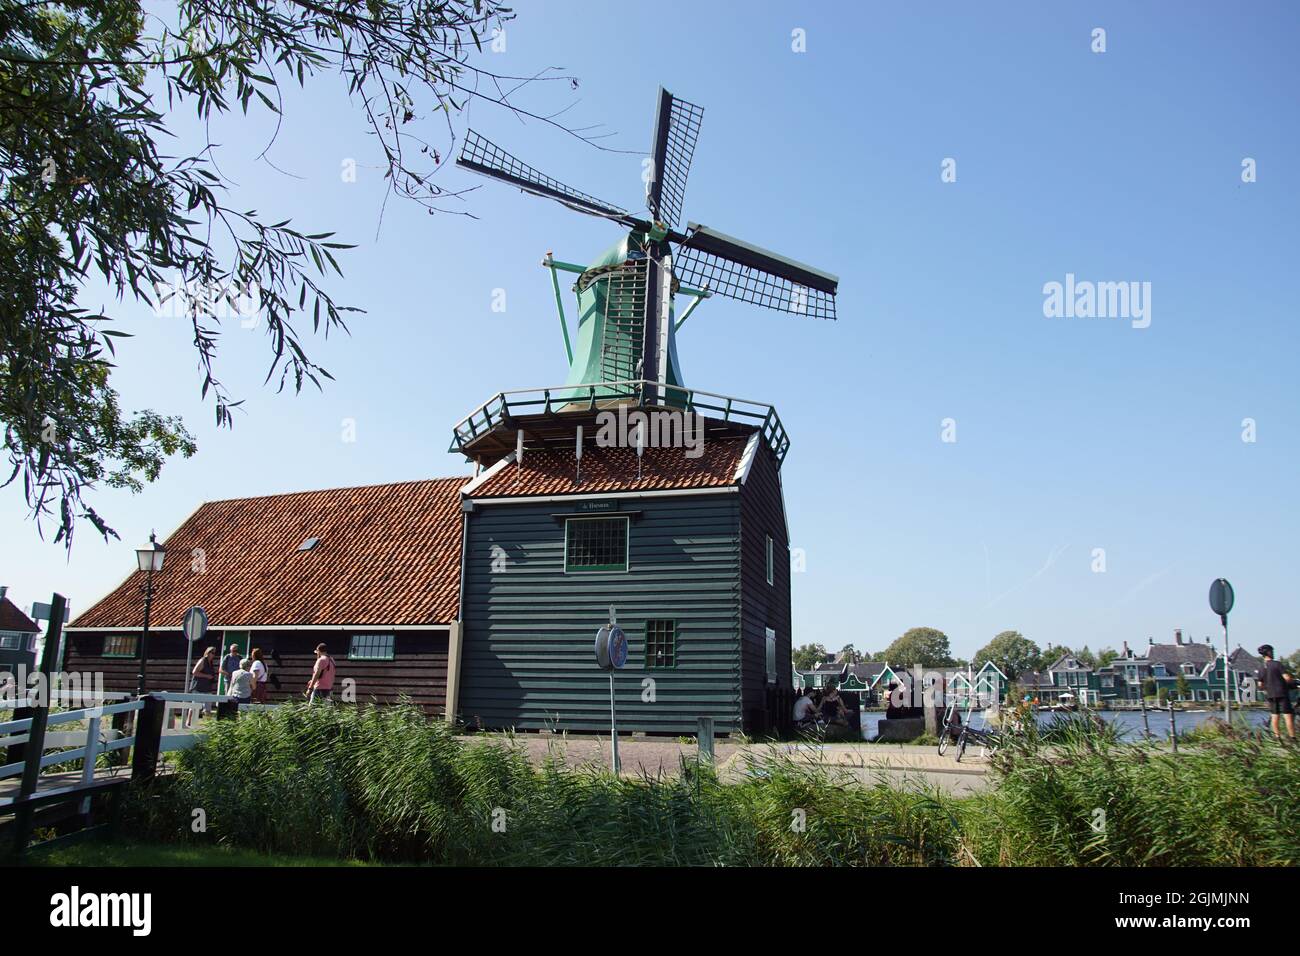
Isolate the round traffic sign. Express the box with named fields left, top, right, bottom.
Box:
left=182, top=605, right=209, bottom=644
left=1208, top=578, right=1234, bottom=618
left=594, top=624, right=628, bottom=670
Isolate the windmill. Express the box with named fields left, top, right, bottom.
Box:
left=457, top=88, right=839, bottom=407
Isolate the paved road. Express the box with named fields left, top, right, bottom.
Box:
left=467, top=735, right=991, bottom=793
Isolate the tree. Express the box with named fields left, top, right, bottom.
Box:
left=1075, top=645, right=1098, bottom=669
left=2, top=0, right=594, bottom=546
left=837, top=644, right=863, bottom=664
left=1097, top=647, right=1119, bottom=668
left=1175, top=673, right=1191, bottom=702
left=792, top=644, right=828, bottom=671
left=972, top=630, right=1042, bottom=679
left=882, top=627, right=954, bottom=669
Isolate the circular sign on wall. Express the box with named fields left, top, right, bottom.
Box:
left=1208, top=578, right=1234, bottom=618
left=594, top=624, right=628, bottom=670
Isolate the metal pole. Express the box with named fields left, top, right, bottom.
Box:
left=544, top=254, right=574, bottom=365
left=1222, top=616, right=1231, bottom=726
left=136, top=564, right=153, bottom=697
left=609, top=670, right=620, bottom=775
left=183, top=631, right=194, bottom=693
left=1169, top=702, right=1177, bottom=753
left=1140, top=695, right=1151, bottom=740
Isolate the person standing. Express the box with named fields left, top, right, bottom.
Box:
left=220, top=643, right=242, bottom=694
left=191, top=646, right=218, bottom=694
left=227, top=658, right=255, bottom=704
left=307, top=643, right=336, bottom=704
left=186, top=646, right=219, bottom=725
left=1255, top=645, right=1295, bottom=741
left=249, top=647, right=269, bottom=703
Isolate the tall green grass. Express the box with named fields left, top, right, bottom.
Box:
left=121, top=702, right=1300, bottom=866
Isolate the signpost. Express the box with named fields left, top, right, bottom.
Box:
left=30, top=600, right=70, bottom=671
left=1208, top=578, right=1234, bottom=724
left=594, top=607, right=628, bottom=774
left=181, top=606, right=209, bottom=693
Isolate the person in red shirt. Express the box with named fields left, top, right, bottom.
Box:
left=307, top=643, right=336, bottom=704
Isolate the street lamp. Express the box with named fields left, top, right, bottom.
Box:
left=135, top=532, right=166, bottom=696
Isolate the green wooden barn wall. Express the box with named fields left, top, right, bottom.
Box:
left=458, top=491, right=746, bottom=733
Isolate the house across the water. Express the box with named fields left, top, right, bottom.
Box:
left=62, top=414, right=795, bottom=736
left=0, top=587, right=40, bottom=677
left=1020, top=631, right=1265, bottom=705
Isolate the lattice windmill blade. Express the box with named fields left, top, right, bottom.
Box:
left=673, top=224, right=839, bottom=320
left=646, top=88, right=704, bottom=228
left=458, top=130, right=634, bottom=224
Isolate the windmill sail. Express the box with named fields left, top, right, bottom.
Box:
left=674, top=224, right=838, bottom=320
left=458, top=130, right=632, bottom=223
left=647, top=89, right=704, bottom=228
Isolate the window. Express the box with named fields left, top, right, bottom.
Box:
left=644, top=620, right=676, bottom=668
left=348, top=634, right=395, bottom=661
left=765, top=627, right=777, bottom=684
left=765, top=535, right=774, bottom=586
left=564, top=517, right=628, bottom=572
left=0, top=634, right=19, bottom=650
left=103, top=634, right=138, bottom=658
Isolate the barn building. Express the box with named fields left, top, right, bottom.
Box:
left=62, top=400, right=795, bottom=735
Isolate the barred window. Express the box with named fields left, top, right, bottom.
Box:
left=104, top=634, right=138, bottom=658
left=565, top=517, right=628, bottom=572
left=645, top=620, right=676, bottom=668
left=348, top=634, right=395, bottom=661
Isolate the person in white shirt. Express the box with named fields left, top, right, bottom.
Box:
left=249, top=647, right=269, bottom=703
left=793, top=690, right=818, bottom=726
left=227, top=658, right=255, bottom=703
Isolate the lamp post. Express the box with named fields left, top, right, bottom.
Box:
left=135, top=532, right=166, bottom=697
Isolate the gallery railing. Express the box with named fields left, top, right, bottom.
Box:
left=449, top=379, right=790, bottom=466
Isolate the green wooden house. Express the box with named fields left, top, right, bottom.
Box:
left=454, top=413, right=795, bottom=736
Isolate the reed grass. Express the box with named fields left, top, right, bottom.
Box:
left=120, top=701, right=1300, bottom=866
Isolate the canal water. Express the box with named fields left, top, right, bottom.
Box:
left=859, top=707, right=1275, bottom=741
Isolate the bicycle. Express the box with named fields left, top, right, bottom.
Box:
left=937, top=701, right=963, bottom=756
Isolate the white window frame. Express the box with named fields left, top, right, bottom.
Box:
left=765, top=535, right=774, bottom=586
left=348, top=634, right=395, bottom=661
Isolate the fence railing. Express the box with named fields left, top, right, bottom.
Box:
left=449, top=379, right=791, bottom=466
left=0, top=699, right=143, bottom=808
left=1, top=693, right=284, bottom=808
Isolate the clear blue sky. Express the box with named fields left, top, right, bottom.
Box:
left=4, top=1, right=1298, bottom=661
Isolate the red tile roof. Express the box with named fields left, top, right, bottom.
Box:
left=69, top=478, right=466, bottom=630
left=0, top=597, right=40, bottom=633
left=467, top=437, right=749, bottom=498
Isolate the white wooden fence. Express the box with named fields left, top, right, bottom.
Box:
left=0, top=692, right=282, bottom=807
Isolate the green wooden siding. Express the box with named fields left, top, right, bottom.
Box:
left=459, top=492, right=743, bottom=733
left=738, top=444, right=793, bottom=726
